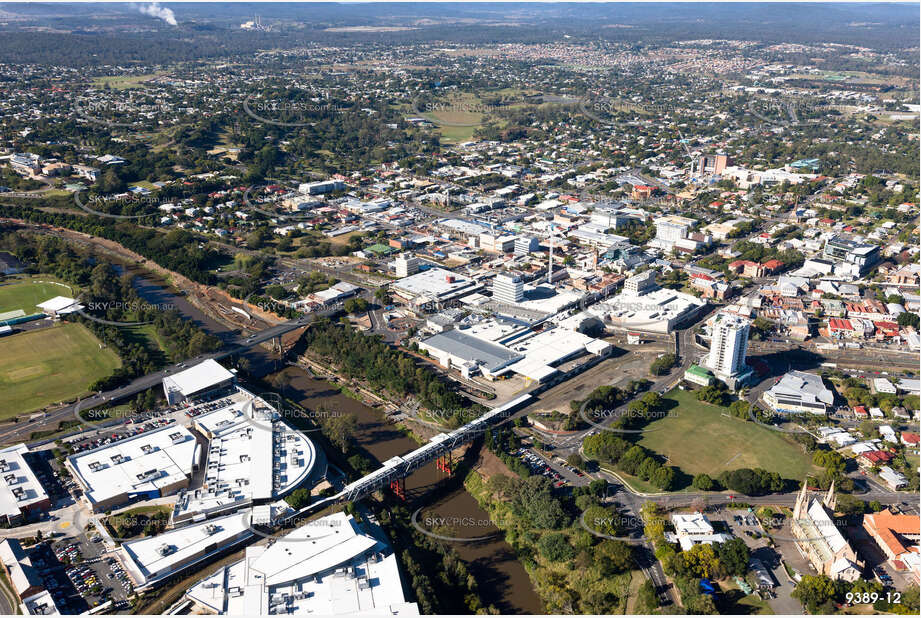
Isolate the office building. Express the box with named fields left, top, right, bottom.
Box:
left=514, top=236, right=540, bottom=255
left=298, top=180, right=345, bottom=195
left=823, top=235, right=881, bottom=276
left=492, top=273, right=524, bottom=304
left=394, top=254, right=420, bottom=278
left=693, top=153, right=729, bottom=176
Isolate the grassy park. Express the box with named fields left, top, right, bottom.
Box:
left=638, top=389, right=814, bottom=480
left=0, top=322, right=121, bottom=420
left=0, top=276, right=74, bottom=317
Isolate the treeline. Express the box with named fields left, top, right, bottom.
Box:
left=0, top=204, right=219, bottom=285
left=0, top=230, right=221, bottom=389
left=466, top=471, right=637, bottom=614
left=302, top=319, right=478, bottom=417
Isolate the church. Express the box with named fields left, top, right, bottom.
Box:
left=791, top=481, right=863, bottom=581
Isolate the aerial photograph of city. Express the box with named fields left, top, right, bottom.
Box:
left=0, top=1, right=917, bottom=616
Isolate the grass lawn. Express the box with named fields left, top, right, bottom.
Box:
left=0, top=322, right=121, bottom=420
left=91, top=73, right=161, bottom=90
left=0, top=276, right=74, bottom=316
left=638, top=389, right=814, bottom=480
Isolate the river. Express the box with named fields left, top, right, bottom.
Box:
left=129, top=271, right=541, bottom=614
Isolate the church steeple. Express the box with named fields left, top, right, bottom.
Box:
left=793, top=480, right=809, bottom=520
left=823, top=479, right=836, bottom=512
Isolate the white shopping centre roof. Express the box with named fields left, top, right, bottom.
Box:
left=187, top=512, right=418, bottom=616
left=120, top=512, right=253, bottom=588
left=163, top=359, right=234, bottom=397
left=0, top=444, right=49, bottom=520
left=67, top=424, right=197, bottom=508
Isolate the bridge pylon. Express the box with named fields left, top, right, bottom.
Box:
left=436, top=451, right=453, bottom=475
left=389, top=477, right=406, bottom=500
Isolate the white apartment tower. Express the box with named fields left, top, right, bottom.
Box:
left=707, top=312, right=750, bottom=379
left=493, top=273, right=524, bottom=304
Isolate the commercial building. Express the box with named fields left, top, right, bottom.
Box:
left=162, top=359, right=236, bottom=405
left=791, top=484, right=862, bottom=582
left=419, top=328, right=523, bottom=379
left=624, top=270, right=657, bottom=296
left=823, top=235, right=881, bottom=276
left=514, top=236, right=540, bottom=255
left=172, top=389, right=320, bottom=524
left=185, top=512, right=418, bottom=615
left=0, top=444, right=51, bottom=525
left=693, top=153, right=729, bottom=177
left=0, top=538, right=60, bottom=615
left=492, top=273, right=524, bottom=304
left=66, top=424, right=198, bottom=513
left=390, top=268, right=482, bottom=305
left=118, top=512, right=254, bottom=590
left=393, top=253, right=420, bottom=278
left=306, top=281, right=360, bottom=307
left=589, top=272, right=706, bottom=333
left=650, top=215, right=696, bottom=252
left=684, top=364, right=715, bottom=387
left=298, top=180, right=345, bottom=195
left=763, top=371, right=834, bottom=415
left=704, top=312, right=752, bottom=388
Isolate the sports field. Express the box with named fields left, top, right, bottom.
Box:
left=638, top=389, right=814, bottom=480
left=0, top=322, right=121, bottom=420
left=0, top=277, right=74, bottom=317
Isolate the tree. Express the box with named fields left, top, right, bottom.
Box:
left=792, top=575, right=837, bottom=613
left=246, top=228, right=267, bottom=249
left=717, top=538, right=750, bottom=576
left=343, top=297, right=369, bottom=314
left=649, top=353, right=677, bottom=376
left=897, top=312, right=920, bottom=329
left=678, top=543, right=721, bottom=578
left=595, top=539, right=634, bottom=575
left=636, top=579, right=658, bottom=613
left=538, top=532, right=575, bottom=562
left=693, top=473, right=716, bottom=491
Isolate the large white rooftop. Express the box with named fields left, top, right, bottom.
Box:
left=0, top=444, right=49, bottom=520
left=186, top=512, right=418, bottom=615
left=119, top=512, right=254, bottom=589
left=391, top=267, right=480, bottom=300
left=67, top=424, right=197, bottom=509
left=174, top=389, right=318, bottom=521
left=163, top=359, right=235, bottom=398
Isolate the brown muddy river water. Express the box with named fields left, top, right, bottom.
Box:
left=276, top=367, right=542, bottom=614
